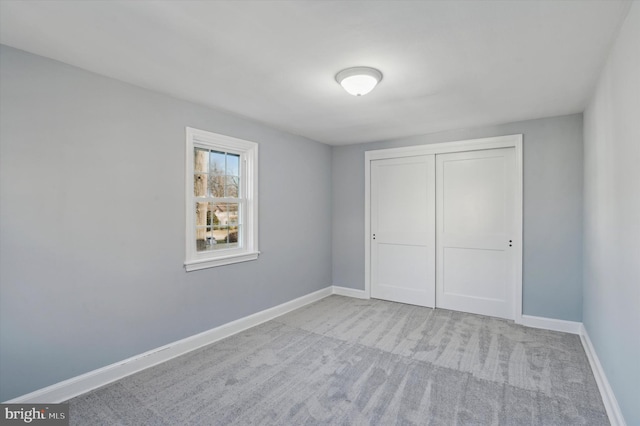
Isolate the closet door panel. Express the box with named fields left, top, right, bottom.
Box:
left=370, top=155, right=435, bottom=307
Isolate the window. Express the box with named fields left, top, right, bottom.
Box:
left=185, top=127, right=258, bottom=271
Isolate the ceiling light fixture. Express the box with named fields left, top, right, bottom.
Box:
left=335, top=66, right=383, bottom=96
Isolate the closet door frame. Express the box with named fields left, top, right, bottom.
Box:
left=364, top=134, right=523, bottom=320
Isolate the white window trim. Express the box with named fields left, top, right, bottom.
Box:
left=184, top=127, right=259, bottom=271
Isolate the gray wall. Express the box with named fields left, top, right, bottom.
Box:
left=332, top=114, right=584, bottom=322
left=0, top=45, right=332, bottom=402
left=583, top=3, right=639, bottom=424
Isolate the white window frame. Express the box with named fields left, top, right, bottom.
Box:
left=184, top=127, right=259, bottom=271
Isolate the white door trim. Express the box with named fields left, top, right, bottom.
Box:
left=365, top=134, right=524, bottom=321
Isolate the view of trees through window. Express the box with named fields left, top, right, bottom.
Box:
left=194, top=148, right=241, bottom=251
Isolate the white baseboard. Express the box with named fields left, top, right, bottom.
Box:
left=5, top=286, right=333, bottom=404
left=518, top=315, right=626, bottom=425
left=518, top=314, right=582, bottom=334
left=332, top=286, right=368, bottom=299
left=580, top=325, right=627, bottom=426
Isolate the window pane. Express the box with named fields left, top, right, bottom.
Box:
left=195, top=202, right=209, bottom=252
left=194, top=174, right=207, bottom=197
left=194, top=148, right=208, bottom=173
left=226, top=203, right=239, bottom=225
left=213, top=225, right=239, bottom=250
left=226, top=175, right=239, bottom=198
left=212, top=205, right=224, bottom=226
left=197, top=202, right=240, bottom=252
left=207, top=203, right=240, bottom=250
left=208, top=174, right=225, bottom=198
left=197, top=227, right=218, bottom=252
left=210, top=151, right=225, bottom=176
left=227, top=153, right=240, bottom=176
left=212, top=203, right=238, bottom=225
left=195, top=202, right=208, bottom=227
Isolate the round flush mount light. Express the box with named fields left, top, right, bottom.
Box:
left=335, top=66, right=383, bottom=96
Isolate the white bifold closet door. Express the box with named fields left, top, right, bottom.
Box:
left=370, top=155, right=436, bottom=307
left=435, top=148, right=516, bottom=319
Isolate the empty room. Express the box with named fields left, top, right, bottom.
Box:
left=0, top=1, right=638, bottom=425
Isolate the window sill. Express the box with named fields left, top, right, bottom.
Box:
left=184, top=251, right=260, bottom=271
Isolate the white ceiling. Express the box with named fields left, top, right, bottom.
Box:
left=0, top=1, right=631, bottom=145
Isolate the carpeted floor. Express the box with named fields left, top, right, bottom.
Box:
left=68, top=296, right=609, bottom=425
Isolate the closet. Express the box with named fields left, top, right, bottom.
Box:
left=365, top=135, right=522, bottom=320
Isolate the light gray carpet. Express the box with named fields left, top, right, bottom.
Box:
left=68, top=296, right=608, bottom=425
